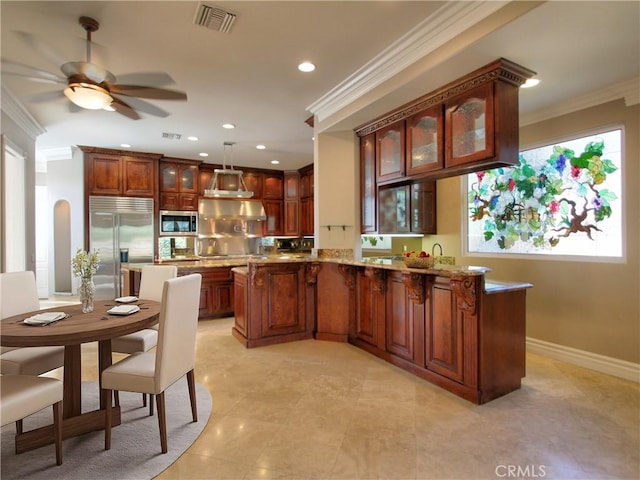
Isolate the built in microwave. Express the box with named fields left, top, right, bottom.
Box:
left=159, top=210, right=198, bottom=236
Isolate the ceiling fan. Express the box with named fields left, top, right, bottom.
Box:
left=2, top=16, right=188, bottom=120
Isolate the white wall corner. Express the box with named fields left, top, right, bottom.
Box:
left=527, top=337, right=640, bottom=383
left=1, top=85, right=46, bottom=140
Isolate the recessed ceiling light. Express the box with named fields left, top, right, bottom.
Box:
left=521, top=78, right=540, bottom=88
left=270, top=160, right=280, bottom=165
left=199, top=152, right=209, bottom=157
left=120, top=143, right=131, bottom=148
left=222, top=123, right=236, bottom=129
left=298, top=62, right=316, bottom=73
left=187, top=136, right=199, bottom=141
left=256, top=144, right=266, bottom=150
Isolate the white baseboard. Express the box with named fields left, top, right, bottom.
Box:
left=526, top=337, right=640, bottom=383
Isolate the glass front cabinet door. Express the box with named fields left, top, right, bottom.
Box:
left=445, top=83, right=495, bottom=168
left=375, top=121, right=405, bottom=184
left=406, top=105, right=444, bottom=176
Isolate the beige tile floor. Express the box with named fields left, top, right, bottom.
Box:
left=42, top=298, right=639, bottom=480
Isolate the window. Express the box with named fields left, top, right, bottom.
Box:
left=466, top=128, right=623, bottom=259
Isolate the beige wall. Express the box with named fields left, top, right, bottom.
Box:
left=422, top=100, right=639, bottom=363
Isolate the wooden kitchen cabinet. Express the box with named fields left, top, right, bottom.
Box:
left=376, top=120, right=405, bottom=184
left=195, top=268, right=234, bottom=319
left=406, top=105, right=444, bottom=176
left=262, top=199, right=283, bottom=236
left=159, top=159, right=200, bottom=210
left=232, top=262, right=316, bottom=348
left=263, top=173, right=284, bottom=199
left=378, top=185, right=410, bottom=234
left=385, top=270, right=419, bottom=362
left=284, top=171, right=300, bottom=236
left=299, top=165, right=314, bottom=236
left=356, top=58, right=534, bottom=182
left=410, top=180, right=437, bottom=234
left=243, top=172, right=263, bottom=198
left=353, top=267, right=386, bottom=349
left=445, top=83, right=495, bottom=168
left=425, top=276, right=465, bottom=383
left=83, top=148, right=159, bottom=197
left=360, top=133, right=377, bottom=233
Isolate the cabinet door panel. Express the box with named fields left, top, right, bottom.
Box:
left=233, top=274, right=248, bottom=336
left=263, top=174, right=284, bottom=199
left=261, top=268, right=305, bottom=336
left=123, top=157, right=155, bottom=197
left=360, top=134, right=377, bottom=233
left=89, top=154, right=122, bottom=195
left=243, top=173, right=263, bottom=198
left=263, top=200, right=283, bottom=236
left=445, top=83, right=495, bottom=167
left=378, top=186, right=409, bottom=234
left=410, top=181, right=437, bottom=234
left=376, top=121, right=405, bottom=183
left=406, top=105, right=444, bottom=175
left=161, top=163, right=179, bottom=192
left=180, top=165, right=199, bottom=193
left=426, top=283, right=464, bottom=383
left=178, top=194, right=199, bottom=211
left=386, top=273, right=413, bottom=361
left=355, top=270, right=381, bottom=347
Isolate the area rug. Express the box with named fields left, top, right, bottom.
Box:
left=1, top=380, right=212, bottom=480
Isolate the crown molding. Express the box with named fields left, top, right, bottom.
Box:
left=1, top=85, right=45, bottom=140
left=520, top=76, right=640, bottom=126
left=306, top=1, right=508, bottom=122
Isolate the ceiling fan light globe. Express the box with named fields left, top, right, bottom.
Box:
left=64, top=83, right=113, bottom=110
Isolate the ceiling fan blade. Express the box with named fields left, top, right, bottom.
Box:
left=110, top=85, right=187, bottom=101
left=113, top=72, right=176, bottom=88
left=111, top=94, right=170, bottom=118
left=110, top=97, right=141, bottom=120
left=12, top=31, right=68, bottom=69
left=1, top=58, right=67, bottom=83
left=28, top=90, right=66, bottom=103
left=61, top=61, right=115, bottom=84
left=1, top=71, right=66, bottom=85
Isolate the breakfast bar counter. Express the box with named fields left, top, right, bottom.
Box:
left=232, top=255, right=532, bottom=404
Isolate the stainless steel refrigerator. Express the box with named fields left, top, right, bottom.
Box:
left=89, top=196, right=154, bottom=300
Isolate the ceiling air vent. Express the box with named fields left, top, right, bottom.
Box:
left=193, top=3, right=237, bottom=33
left=162, top=132, right=182, bottom=140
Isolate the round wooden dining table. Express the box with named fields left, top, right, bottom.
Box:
left=0, top=299, right=160, bottom=453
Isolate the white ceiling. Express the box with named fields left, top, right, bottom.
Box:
left=1, top=1, right=638, bottom=171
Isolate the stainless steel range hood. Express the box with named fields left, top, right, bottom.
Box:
left=197, top=198, right=266, bottom=257
left=198, top=198, right=266, bottom=221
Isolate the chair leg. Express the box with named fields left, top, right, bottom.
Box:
left=156, top=392, right=167, bottom=454
left=149, top=394, right=154, bottom=416
left=15, top=419, right=23, bottom=434
left=187, top=369, right=198, bottom=422
left=114, top=390, right=120, bottom=407
left=53, top=400, right=63, bottom=465
left=142, top=393, right=147, bottom=407
left=105, top=389, right=112, bottom=450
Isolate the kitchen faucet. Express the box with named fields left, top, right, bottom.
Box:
left=432, top=243, right=443, bottom=257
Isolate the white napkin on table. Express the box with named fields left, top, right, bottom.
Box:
left=107, top=305, right=141, bottom=316
left=23, top=312, right=66, bottom=325
left=115, top=296, right=138, bottom=304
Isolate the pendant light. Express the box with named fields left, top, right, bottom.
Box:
left=204, top=142, right=254, bottom=198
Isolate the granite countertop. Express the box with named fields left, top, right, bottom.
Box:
left=126, top=256, right=531, bottom=291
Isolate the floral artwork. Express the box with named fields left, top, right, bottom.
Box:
left=467, top=129, right=622, bottom=257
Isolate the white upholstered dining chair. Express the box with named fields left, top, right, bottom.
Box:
left=110, top=265, right=178, bottom=412
left=0, top=271, right=65, bottom=376
left=102, top=273, right=202, bottom=454
left=111, top=265, right=178, bottom=354
left=0, top=374, right=64, bottom=465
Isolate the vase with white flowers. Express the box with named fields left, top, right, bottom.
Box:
left=72, top=248, right=100, bottom=313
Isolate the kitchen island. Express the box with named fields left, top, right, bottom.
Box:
left=233, top=255, right=532, bottom=404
